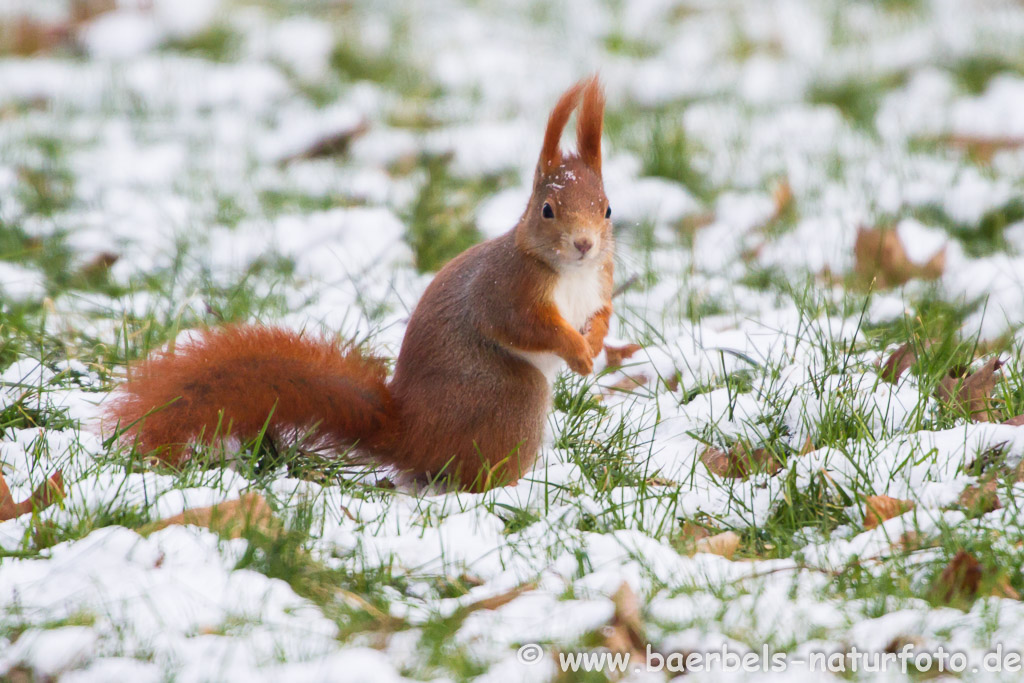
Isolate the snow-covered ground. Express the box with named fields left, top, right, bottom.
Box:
left=2, top=0, right=1024, bottom=680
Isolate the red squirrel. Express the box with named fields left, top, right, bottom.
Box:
left=106, top=77, right=614, bottom=491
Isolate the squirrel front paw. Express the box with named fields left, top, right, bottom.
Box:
left=584, top=320, right=609, bottom=358
left=565, top=347, right=594, bottom=376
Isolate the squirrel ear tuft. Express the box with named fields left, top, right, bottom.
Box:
left=576, top=75, right=605, bottom=175
left=537, top=80, right=585, bottom=177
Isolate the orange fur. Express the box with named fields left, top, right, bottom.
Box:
left=576, top=76, right=605, bottom=174
left=107, top=326, right=394, bottom=464
left=538, top=80, right=584, bottom=175
left=105, top=77, right=613, bottom=491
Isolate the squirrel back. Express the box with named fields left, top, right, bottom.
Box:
left=105, top=77, right=613, bottom=491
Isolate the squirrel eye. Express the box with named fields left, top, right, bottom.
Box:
left=605, top=205, right=611, bottom=219
left=542, top=202, right=554, bottom=219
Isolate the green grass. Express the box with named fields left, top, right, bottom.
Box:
left=948, top=53, right=1024, bottom=95
left=640, top=117, right=713, bottom=202
left=402, top=155, right=497, bottom=272
left=807, top=72, right=907, bottom=130
left=906, top=198, right=1024, bottom=257
left=3, top=1, right=1024, bottom=678
left=164, top=25, right=239, bottom=62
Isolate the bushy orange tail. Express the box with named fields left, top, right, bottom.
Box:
left=105, top=325, right=394, bottom=463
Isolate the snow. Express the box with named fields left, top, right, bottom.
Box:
left=78, top=11, right=163, bottom=60
left=267, top=16, right=335, bottom=83
left=0, top=262, right=46, bottom=302
left=2, top=0, right=1024, bottom=680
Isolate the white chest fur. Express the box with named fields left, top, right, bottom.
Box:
left=516, top=263, right=605, bottom=381
left=552, top=263, right=606, bottom=330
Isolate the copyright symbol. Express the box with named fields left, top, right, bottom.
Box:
left=517, top=643, right=544, bottom=664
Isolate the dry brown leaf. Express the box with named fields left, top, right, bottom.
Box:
left=932, top=550, right=982, bottom=606
left=863, top=494, right=915, bottom=529
left=679, top=211, right=715, bottom=236
left=680, top=520, right=711, bottom=543
left=695, top=531, right=741, bottom=559
left=897, top=531, right=923, bottom=551
left=940, top=134, right=1024, bottom=164
left=798, top=435, right=816, bottom=456
left=992, top=576, right=1021, bottom=600
left=771, top=178, right=794, bottom=218
left=1003, top=414, right=1024, bottom=427
left=604, top=343, right=642, bottom=367
left=935, top=357, right=1004, bottom=422
left=281, top=121, right=369, bottom=163
left=885, top=635, right=926, bottom=654
left=607, top=373, right=649, bottom=393
left=461, top=581, right=536, bottom=614
left=746, top=178, right=794, bottom=245
left=0, top=17, right=72, bottom=56
left=700, top=447, right=733, bottom=477
left=457, top=573, right=485, bottom=588
left=0, top=469, right=65, bottom=522
left=879, top=342, right=923, bottom=384
left=958, top=480, right=1001, bottom=517
left=675, top=520, right=712, bottom=555
left=603, top=582, right=646, bottom=660
left=71, top=0, right=118, bottom=25
left=1014, top=460, right=1024, bottom=484
left=611, top=583, right=644, bottom=641
left=143, top=493, right=279, bottom=539
left=854, top=226, right=945, bottom=288
left=700, top=444, right=781, bottom=479
left=77, top=251, right=120, bottom=281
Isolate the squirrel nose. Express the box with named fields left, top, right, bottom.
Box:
left=573, top=238, right=593, bottom=256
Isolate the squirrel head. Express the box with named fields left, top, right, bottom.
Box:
left=516, top=76, right=610, bottom=271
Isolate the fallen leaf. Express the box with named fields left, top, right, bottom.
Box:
left=958, top=480, right=1001, bottom=517
left=771, top=178, right=794, bottom=219
left=680, top=520, right=711, bottom=543
left=71, top=0, right=118, bottom=25
left=281, top=121, right=369, bottom=163
left=931, top=550, right=982, bottom=607
left=700, top=447, right=733, bottom=477
left=0, top=469, right=65, bottom=522
left=991, top=575, right=1021, bottom=600
left=935, top=357, right=1004, bottom=422
left=604, top=342, right=642, bottom=367
left=1003, top=415, right=1024, bottom=427
left=457, top=573, right=485, bottom=588
left=679, top=211, right=715, bottom=236
left=939, top=134, right=1024, bottom=164
left=77, top=251, right=119, bottom=280
left=854, top=226, right=945, bottom=288
left=700, top=443, right=781, bottom=479
left=142, top=493, right=279, bottom=539
left=897, top=531, right=923, bottom=551
left=863, top=494, right=915, bottom=529
left=460, top=581, right=536, bottom=614
left=964, top=441, right=1008, bottom=477
left=675, top=520, right=712, bottom=555
left=695, top=531, right=741, bottom=559
left=879, top=342, right=926, bottom=384
left=604, top=582, right=646, bottom=660
left=607, top=373, right=649, bottom=393
left=885, top=636, right=927, bottom=655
